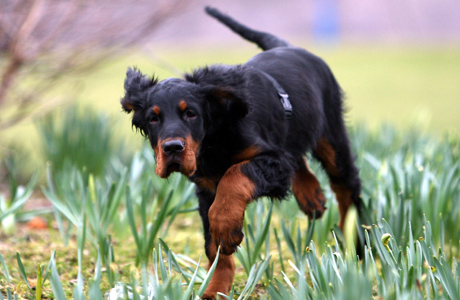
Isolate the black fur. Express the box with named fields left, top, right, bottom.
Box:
left=241, top=152, right=295, bottom=200
left=121, top=7, right=365, bottom=296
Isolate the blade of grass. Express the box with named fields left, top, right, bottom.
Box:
left=125, top=188, right=141, bottom=256
left=0, top=171, right=38, bottom=222
left=181, top=256, right=201, bottom=300
left=251, top=201, right=273, bottom=263
left=433, top=256, right=460, bottom=300
left=273, top=228, right=286, bottom=274
left=16, top=253, right=32, bottom=293
left=0, top=253, right=11, bottom=284
left=49, top=259, right=66, bottom=300
left=158, top=239, right=190, bottom=282
left=35, top=264, right=42, bottom=300
left=238, top=256, right=271, bottom=300
left=197, top=247, right=220, bottom=297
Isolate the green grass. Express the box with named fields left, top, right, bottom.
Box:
left=1, top=120, right=459, bottom=299
left=319, top=45, right=460, bottom=133
left=37, top=105, right=116, bottom=177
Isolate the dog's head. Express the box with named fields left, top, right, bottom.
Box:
left=121, top=66, right=249, bottom=178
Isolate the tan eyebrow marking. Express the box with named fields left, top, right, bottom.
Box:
left=179, top=100, right=187, bottom=111
left=153, top=106, right=160, bottom=115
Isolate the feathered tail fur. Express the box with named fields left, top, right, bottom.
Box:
left=205, top=6, right=291, bottom=51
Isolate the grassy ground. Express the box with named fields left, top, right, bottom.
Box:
left=1, top=124, right=459, bottom=299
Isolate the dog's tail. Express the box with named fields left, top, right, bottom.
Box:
left=205, top=6, right=291, bottom=51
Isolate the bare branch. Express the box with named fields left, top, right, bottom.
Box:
left=0, top=0, right=193, bottom=129
left=11, top=0, right=45, bottom=60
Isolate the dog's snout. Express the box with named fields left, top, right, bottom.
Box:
left=162, top=139, right=185, bottom=154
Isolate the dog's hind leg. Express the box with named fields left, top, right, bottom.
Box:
left=313, top=137, right=362, bottom=231
left=291, top=157, right=327, bottom=219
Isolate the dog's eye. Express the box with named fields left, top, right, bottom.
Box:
left=185, top=110, right=196, bottom=119
left=151, top=115, right=159, bottom=123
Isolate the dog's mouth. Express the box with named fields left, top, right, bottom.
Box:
left=167, top=161, right=181, bottom=173
left=154, top=137, right=199, bottom=178
left=162, top=160, right=196, bottom=178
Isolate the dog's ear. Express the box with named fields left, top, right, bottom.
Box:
left=186, top=65, right=250, bottom=118
left=201, top=85, right=249, bottom=118
left=121, top=67, right=157, bottom=113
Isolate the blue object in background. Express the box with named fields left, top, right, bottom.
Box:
left=312, top=0, right=340, bottom=43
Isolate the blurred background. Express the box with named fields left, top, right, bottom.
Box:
left=0, top=0, right=459, bottom=175
left=1, top=2, right=460, bottom=298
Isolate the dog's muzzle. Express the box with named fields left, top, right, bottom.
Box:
left=154, top=137, right=198, bottom=178
left=162, top=139, right=185, bottom=155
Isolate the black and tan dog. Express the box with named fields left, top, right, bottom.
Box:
left=121, top=7, right=363, bottom=299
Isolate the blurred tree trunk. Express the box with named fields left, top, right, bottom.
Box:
left=0, top=0, right=189, bottom=129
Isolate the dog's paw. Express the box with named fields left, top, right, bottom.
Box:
left=214, top=228, right=244, bottom=255
left=208, top=211, right=244, bottom=255
left=202, top=283, right=231, bottom=299
left=298, top=187, right=327, bottom=219
left=210, top=222, right=244, bottom=255
left=201, top=291, right=215, bottom=299
left=202, top=290, right=217, bottom=300
left=308, top=188, right=327, bottom=219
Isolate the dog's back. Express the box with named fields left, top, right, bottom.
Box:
left=206, top=5, right=365, bottom=251
left=205, top=6, right=290, bottom=51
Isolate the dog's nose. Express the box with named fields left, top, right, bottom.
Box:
left=162, top=139, right=185, bottom=154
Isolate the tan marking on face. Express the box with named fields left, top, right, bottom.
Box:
left=152, top=106, right=160, bottom=115
left=154, top=140, right=168, bottom=178
left=179, top=100, right=187, bottom=111
left=181, top=135, right=199, bottom=177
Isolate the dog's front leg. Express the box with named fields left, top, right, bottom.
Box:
left=202, top=242, right=235, bottom=299
left=197, top=187, right=236, bottom=299
left=208, top=161, right=255, bottom=255
left=203, top=154, right=291, bottom=298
